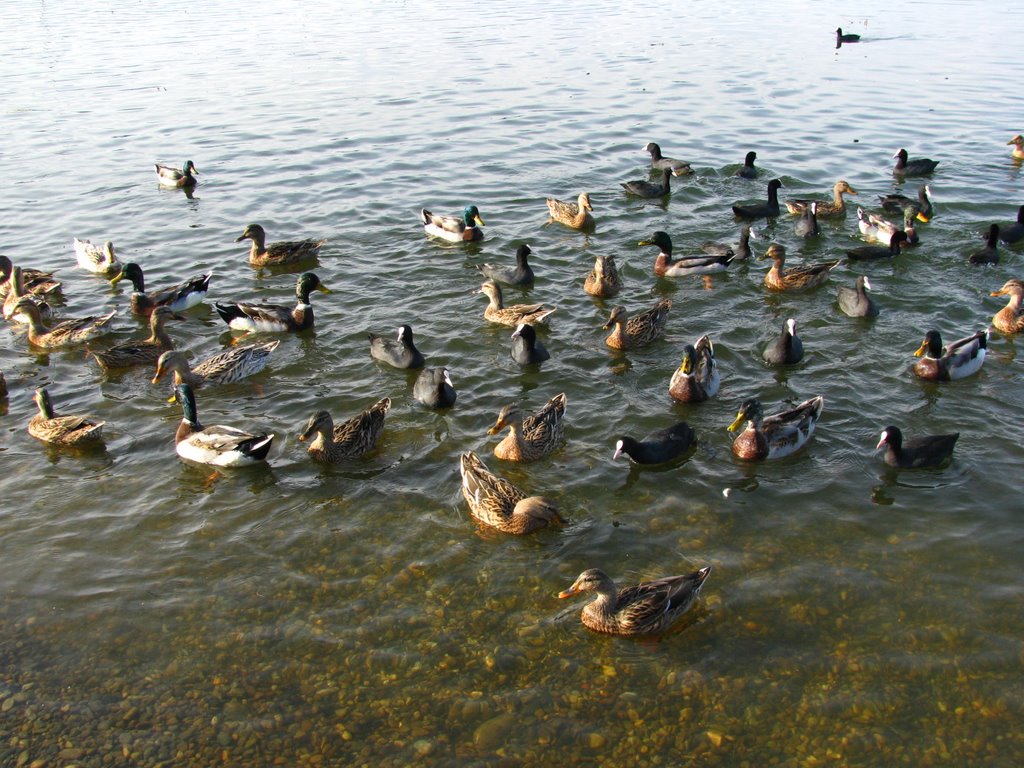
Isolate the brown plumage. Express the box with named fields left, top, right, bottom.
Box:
left=236, top=223, right=324, bottom=268
left=12, top=297, right=116, bottom=349
left=27, top=387, right=105, bottom=446
left=487, top=392, right=566, bottom=463
left=602, top=299, right=671, bottom=349
left=546, top=192, right=594, bottom=230
left=88, top=306, right=181, bottom=370
left=476, top=280, right=556, bottom=326
left=459, top=451, right=562, bottom=534
left=297, top=398, right=391, bottom=463
left=991, top=279, right=1024, bottom=334
left=785, top=180, right=858, bottom=216
left=583, top=254, right=622, bottom=298
left=762, top=243, right=838, bottom=292
left=727, top=396, right=825, bottom=461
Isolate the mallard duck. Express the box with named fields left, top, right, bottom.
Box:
left=702, top=225, right=754, bottom=261
left=893, top=148, right=939, bottom=176
left=476, top=280, right=556, bottom=327
left=621, top=168, right=673, bottom=198
left=857, top=207, right=919, bottom=245
left=27, top=387, right=104, bottom=446
left=880, top=185, right=933, bottom=223
left=735, top=150, right=758, bottom=179
left=558, top=566, right=711, bottom=637
left=459, top=451, right=562, bottom=534
left=12, top=297, right=116, bottom=349
left=368, top=324, right=425, bottom=369
left=913, top=329, right=988, bottom=381
left=612, top=422, right=695, bottom=465
left=153, top=340, right=281, bottom=388
left=762, top=243, right=838, bottom=291
left=510, top=322, right=550, bottom=365
left=3, top=266, right=53, bottom=324
left=968, top=224, right=1000, bottom=265
left=88, top=306, right=181, bottom=370
left=0, top=255, right=61, bottom=299
left=837, top=275, right=878, bottom=318
left=172, top=383, right=274, bottom=466
left=1008, top=135, right=1024, bottom=160
left=413, top=367, right=457, bottom=408
left=990, top=279, right=1024, bottom=334
left=794, top=202, right=820, bottom=238
left=110, top=262, right=212, bottom=316
left=762, top=318, right=803, bottom=366
left=668, top=335, right=720, bottom=403
left=641, top=231, right=733, bottom=277
left=643, top=142, right=693, bottom=175
left=876, top=426, right=959, bottom=469
left=787, top=180, right=858, bottom=217
left=236, top=223, right=324, bottom=268
left=420, top=205, right=484, bottom=242
left=546, top=193, right=595, bottom=230
left=583, top=254, right=622, bottom=298
left=728, top=395, right=825, bottom=461
left=603, top=299, right=671, bottom=350
left=73, top=238, right=120, bottom=275
left=836, top=27, right=860, bottom=43
left=155, top=160, right=198, bottom=187
left=997, top=205, right=1024, bottom=244
left=476, top=244, right=535, bottom=286
left=214, top=272, right=330, bottom=333
left=732, top=178, right=783, bottom=219
left=297, top=398, right=390, bottom=463
left=487, top=392, right=566, bottom=463
left=846, top=230, right=910, bottom=260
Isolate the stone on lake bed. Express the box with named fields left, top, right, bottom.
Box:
left=473, top=713, right=516, bottom=750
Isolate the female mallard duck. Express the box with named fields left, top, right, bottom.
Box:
left=876, top=426, right=959, bottom=469
left=214, top=272, right=330, bottom=333
left=368, top=324, right=426, bottom=369
left=152, top=340, right=281, bottom=388
left=762, top=243, right=838, bottom=291
left=73, top=238, right=121, bottom=275
left=641, top=231, right=733, bottom=277
left=27, top=387, right=105, bottom=446
left=968, top=224, right=1000, bottom=266
left=89, top=306, right=181, bottom=370
left=603, top=299, right=671, bottom=349
left=459, top=451, right=562, bottom=534
left=546, top=193, right=595, bottom=230
left=0, top=255, right=61, bottom=299
left=913, top=329, right=988, bottom=381
left=762, top=318, right=803, bottom=366
left=3, top=266, right=53, bottom=324
left=12, top=297, right=116, bottom=349
left=668, top=335, right=720, bottom=403
left=558, top=566, right=711, bottom=636
left=837, top=275, right=878, bottom=318
left=111, top=262, right=212, bottom=316
left=846, top=230, right=910, bottom=260
left=510, top=322, right=550, bottom=365
left=413, top=367, right=457, bottom=409
left=476, top=244, right=535, bottom=286
left=785, top=180, right=858, bottom=216
left=880, top=185, right=933, bottom=223
left=727, top=395, right=825, bottom=461
left=612, top=422, right=696, bottom=465
left=235, top=223, right=324, bottom=268
left=732, top=178, right=783, bottom=219
left=420, top=205, right=484, bottom=242
left=583, top=254, right=622, bottom=298
left=172, top=383, right=274, bottom=466
left=735, top=150, right=758, bottom=179
left=487, top=392, right=566, bottom=463
left=857, top=207, right=919, bottom=246
left=990, top=279, right=1024, bottom=334
left=893, top=148, right=939, bottom=176
left=997, top=205, right=1024, bottom=244
left=155, top=160, right=198, bottom=187
left=621, top=168, right=673, bottom=199
left=476, top=280, right=556, bottom=327
left=297, top=398, right=391, bottom=463
left=643, top=142, right=693, bottom=175
left=1008, top=135, right=1024, bottom=160
left=794, top=202, right=820, bottom=238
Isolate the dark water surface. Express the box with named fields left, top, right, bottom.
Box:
left=2, top=1, right=1022, bottom=765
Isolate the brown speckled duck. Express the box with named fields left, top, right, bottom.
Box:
left=487, top=392, right=566, bottom=463
left=236, top=224, right=324, bottom=268
left=152, top=341, right=281, bottom=389
left=27, top=387, right=105, bottom=446
left=297, top=398, right=391, bottom=463
left=476, top=280, right=556, bottom=326
left=785, top=180, right=858, bottom=216
left=762, top=243, right=838, bottom=292
left=459, top=451, right=562, bottom=534
left=990, top=279, right=1024, bottom=334
left=12, top=298, right=116, bottom=349
left=603, top=299, right=671, bottom=349
left=584, top=254, right=622, bottom=298
left=546, top=192, right=594, bottom=230
left=727, top=396, right=825, bottom=461
left=88, top=306, right=181, bottom=370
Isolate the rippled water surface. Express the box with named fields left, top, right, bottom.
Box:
left=2, top=0, right=1023, bottom=765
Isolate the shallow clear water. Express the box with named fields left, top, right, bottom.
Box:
left=1, top=0, right=1023, bottom=765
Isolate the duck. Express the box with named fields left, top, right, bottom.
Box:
left=893, top=148, right=939, bottom=176
left=762, top=318, right=803, bottom=365
left=0, top=369, right=6, bottom=401
left=762, top=243, right=838, bottom=291
left=476, top=244, right=535, bottom=286
left=487, top=392, right=566, bottom=463
left=641, top=231, right=733, bottom=277
left=732, top=178, right=783, bottom=219
left=603, top=299, right=671, bottom=350
left=794, top=202, right=820, bottom=238
left=3, top=266, right=53, bottom=324
left=968, top=224, right=1000, bottom=265
left=12, top=297, right=116, bottom=349
left=612, top=422, right=696, bottom=465
left=1009, top=135, right=1024, bottom=160
left=643, top=142, right=693, bottom=175
left=996, top=205, right=1024, bottom=244
left=546, top=193, right=595, bottom=230
left=846, top=230, right=910, bottom=260
left=583, top=254, right=622, bottom=298
left=110, top=262, right=212, bottom=316
left=153, top=341, right=281, bottom=389
left=876, top=426, right=959, bottom=469
left=413, top=367, right=457, bottom=409
left=88, top=306, right=181, bottom=370
left=0, top=255, right=61, bottom=299
left=420, top=205, right=484, bottom=242
left=990, top=279, right=1024, bottom=334
left=510, top=322, right=550, bottom=365
left=621, top=167, right=673, bottom=198
left=214, top=272, right=330, bottom=333
left=476, top=280, right=556, bottom=327
left=837, top=275, right=879, bottom=318
left=701, top=225, right=754, bottom=261
left=668, top=335, right=720, bottom=403
left=735, top=150, right=758, bottom=179
left=912, top=329, right=988, bottom=381
left=727, top=395, right=825, bottom=461
left=785, top=180, right=858, bottom=216
left=836, top=27, right=860, bottom=44
left=155, top=160, right=198, bottom=187
left=857, top=207, right=919, bottom=245
left=73, top=238, right=121, bottom=275
left=368, top=324, right=426, bottom=369
left=27, top=387, right=105, bottom=446
left=458, top=451, right=562, bottom=534
left=172, top=383, right=274, bottom=466
left=558, top=566, right=711, bottom=637
left=236, top=223, right=324, bottom=268
left=880, top=185, right=933, bottom=223
left=297, top=398, right=391, bottom=463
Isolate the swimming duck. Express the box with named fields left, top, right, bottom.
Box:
left=546, top=193, right=595, bottom=230
left=762, top=318, right=803, bottom=366
left=732, top=178, right=783, bottom=219
left=968, top=224, right=1000, bottom=265
left=612, top=422, right=695, bottom=465
left=172, top=383, right=274, bottom=466
left=701, top=225, right=754, bottom=261
left=458, top=451, right=562, bottom=534
left=476, top=280, right=556, bottom=327
left=735, top=151, right=758, bottom=179
left=420, top=205, right=485, bottom=242
left=0, top=370, right=6, bottom=401
left=558, top=566, right=711, bottom=637
left=912, top=329, right=988, bottom=381
left=603, top=299, right=671, bottom=350
left=27, top=387, right=105, bottom=446
left=487, top=392, right=566, bottom=463
left=621, top=168, right=673, bottom=198
left=846, top=230, right=910, bottom=260
left=510, top=322, right=550, bottom=365
left=3, top=266, right=53, bottom=324
left=794, top=202, right=820, bottom=238
left=88, top=306, right=181, bottom=370
left=668, top=335, right=720, bottom=403
left=880, top=185, right=933, bottom=223
left=990, top=279, right=1024, bottom=334
left=1009, top=135, right=1024, bottom=160
left=0, top=255, right=61, bottom=299
left=368, top=324, right=426, bottom=369
left=893, top=148, right=939, bottom=176
left=857, top=207, right=919, bottom=245
left=996, top=205, right=1024, bottom=244
left=297, top=398, right=391, bottom=463
left=214, top=272, right=330, bottom=333
left=152, top=341, right=281, bottom=389
left=836, top=27, right=860, bottom=44
left=876, top=426, right=959, bottom=469
left=727, top=395, right=825, bottom=461
left=643, top=142, right=693, bottom=175
left=73, top=238, right=121, bottom=275
left=12, top=298, right=116, bottom=349
left=583, top=254, right=623, bottom=298
left=836, top=275, right=878, bottom=318
left=236, top=223, right=324, bottom=268
left=413, top=367, right=457, bottom=409
left=110, top=262, right=212, bottom=316
left=786, top=180, right=858, bottom=216
left=155, top=160, right=198, bottom=187
left=641, top=231, right=733, bottom=277
left=762, top=243, right=838, bottom=291
left=476, top=244, right=535, bottom=286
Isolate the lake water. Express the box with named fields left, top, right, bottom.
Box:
left=2, top=0, right=1023, bottom=765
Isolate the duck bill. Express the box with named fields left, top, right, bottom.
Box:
left=914, top=212, right=930, bottom=223
left=874, top=436, right=887, bottom=451
left=913, top=341, right=928, bottom=357
left=317, top=284, right=332, bottom=294
left=485, top=420, right=506, bottom=436
left=109, top=269, right=125, bottom=286
left=234, top=233, right=248, bottom=242
left=637, top=239, right=654, bottom=246
left=557, top=586, right=580, bottom=599
left=473, top=214, right=485, bottom=227
left=726, top=413, right=746, bottom=432
left=679, top=357, right=692, bottom=375
left=990, top=290, right=1005, bottom=297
